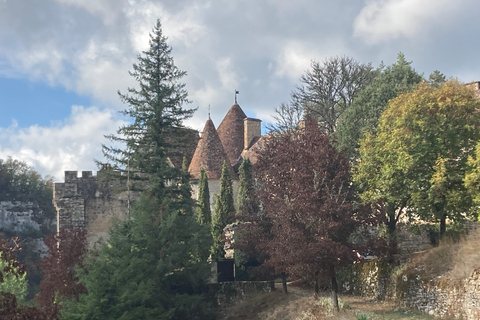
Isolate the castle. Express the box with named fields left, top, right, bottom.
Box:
left=53, top=102, right=262, bottom=244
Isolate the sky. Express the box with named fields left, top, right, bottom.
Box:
left=1, top=0, right=480, bottom=181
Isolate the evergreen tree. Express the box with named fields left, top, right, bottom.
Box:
left=234, top=158, right=260, bottom=280
left=196, top=167, right=211, bottom=225
left=210, top=161, right=235, bottom=260
left=101, top=19, right=195, bottom=203
left=237, top=158, right=259, bottom=217
left=62, top=20, right=214, bottom=319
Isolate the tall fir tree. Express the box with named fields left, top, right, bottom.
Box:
left=196, top=167, right=211, bottom=225
left=63, top=20, right=214, bottom=320
left=101, top=19, right=195, bottom=204
left=210, top=161, right=235, bottom=260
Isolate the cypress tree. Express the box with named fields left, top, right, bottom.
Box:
left=196, top=167, right=211, bottom=225
left=237, top=158, right=259, bottom=217
left=210, top=161, right=235, bottom=260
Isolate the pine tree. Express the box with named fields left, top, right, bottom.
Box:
left=196, top=167, right=211, bottom=225
left=210, top=161, right=235, bottom=260
left=101, top=19, right=195, bottom=203
left=63, top=20, right=214, bottom=319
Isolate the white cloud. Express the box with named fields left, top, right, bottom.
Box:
left=216, top=57, right=239, bottom=90
left=354, top=0, right=461, bottom=44
left=0, top=106, right=126, bottom=180
left=274, top=41, right=313, bottom=81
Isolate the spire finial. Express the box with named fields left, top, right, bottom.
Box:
left=235, top=90, right=239, bottom=104
left=208, top=105, right=211, bottom=120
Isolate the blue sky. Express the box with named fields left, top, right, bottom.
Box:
left=1, top=0, right=480, bottom=180
left=0, top=77, right=91, bottom=128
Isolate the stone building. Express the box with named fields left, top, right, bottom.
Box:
left=188, top=102, right=262, bottom=210
left=54, top=101, right=262, bottom=244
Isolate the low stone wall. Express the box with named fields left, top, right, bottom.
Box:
left=339, top=259, right=480, bottom=319
left=398, top=270, right=480, bottom=319
left=209, top=281, right=275, bottom=306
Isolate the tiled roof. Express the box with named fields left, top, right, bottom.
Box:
left=188, top=119, right=234, bottom=179
left=217, top=104, right=247, bottom=166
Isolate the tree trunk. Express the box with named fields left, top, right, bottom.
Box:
left=281, top=272, right=288, bottom=294
left=314, top=271, right=319, bottom=298
left=387, top=211, right=396, bottom=236
left=331, top=273, right=339, bottom=313
left=440, top=214, right=447, bottom=239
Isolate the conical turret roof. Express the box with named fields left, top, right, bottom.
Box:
left=188, top=119, right=234, bottom=179
left=217, top=103, right=247, bottom=166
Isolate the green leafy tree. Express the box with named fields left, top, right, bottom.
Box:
left=196, top=167, right=211, bottom=225
left=211, top=161, right=235, bottom=260
left=0, top=157, right=55, bottom=229
left=355, top=81, right=480, bottom=238
left=62, top=20, right=213, bottom=319
left=336, top=53, right=423, bottom=159
left=0, top=254, right=27, bottom=303
left=465, top=143, right=480, bottom=208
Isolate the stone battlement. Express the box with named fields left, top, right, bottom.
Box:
left=54, top=170, right=144, bottom=245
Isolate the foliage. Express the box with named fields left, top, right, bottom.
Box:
left=101, top=19, right=195, bottom=200
left=62, top=19, right=213, bottom=320
left=290, top=56, right=376, bottom=134
left=0, top=238, right=51, bottom=319
left=355, top=81, right=480, bottom=237
left=234, top=159, right=261, bottom=280
left=0, top=253, right=27, bottom=303
left=211, top=161, right=235, bottom=260
left=196, top=167, right=211, bottom=225
left=0, top=157, right=55, bottom=228
left=236, top=159, right=259, bottom=217
left=62, top=196, right=213, bottom=320
left=336, top=53, right=423, bottom=159
left=428, top=70, right=447, bottom=88
left=37, top=228, right=87, bottom=318
left=254, top=119, right=369, bottom=309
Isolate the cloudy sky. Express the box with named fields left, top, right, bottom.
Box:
left=1, top=0, right=479, bottom=180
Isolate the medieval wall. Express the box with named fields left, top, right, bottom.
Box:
left=54, top=170, right=143, bottom=245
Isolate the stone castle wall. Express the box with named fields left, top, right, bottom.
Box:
left=54, top=170, right=143, bottom=245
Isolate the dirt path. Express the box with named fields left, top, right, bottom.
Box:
left=218, top=284, right=436, bottom=320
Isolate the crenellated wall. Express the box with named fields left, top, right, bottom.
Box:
left=54, top=170, right=144, bottom=245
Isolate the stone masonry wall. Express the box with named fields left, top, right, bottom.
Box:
left=340, top=260, right=480, bottom=319
left=54, top=170, right=143, bottom=245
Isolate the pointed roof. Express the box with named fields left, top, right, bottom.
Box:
left=217, top=104, right=247, bottom=166
left=188, top=119, right=235, bottom=179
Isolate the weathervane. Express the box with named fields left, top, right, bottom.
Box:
left=235, top=90, right=239, bottom=104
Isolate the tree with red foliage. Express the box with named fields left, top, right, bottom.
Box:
left=254, top=120, right=368, bottom=310
left=37, top=228, right=87, bottom=318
